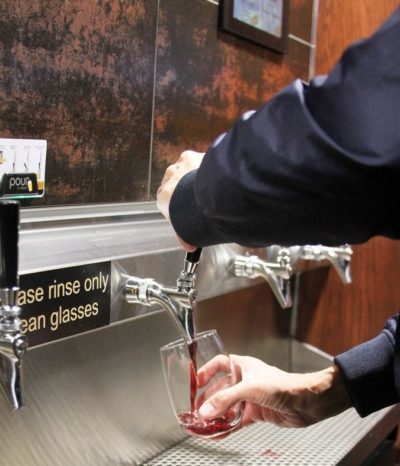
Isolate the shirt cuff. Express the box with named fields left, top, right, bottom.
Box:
left=334, top=332, right=399, bottom=417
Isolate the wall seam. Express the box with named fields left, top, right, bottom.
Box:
left=289, top=271, right=301, bottom=371
left=146, top=0, right=161, bottom=200
left=308, top=0, right=320, bottom=80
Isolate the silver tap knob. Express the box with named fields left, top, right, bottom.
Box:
left=234, top=248, right=292, bottom=308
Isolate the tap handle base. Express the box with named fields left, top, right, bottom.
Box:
left=185, top=248, right=202, bottom=264
left=0, top=201, right=19, bottom=289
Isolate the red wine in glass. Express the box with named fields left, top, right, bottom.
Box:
left=161, top=330, right=242, bottom=438
left=189, top=341, right=197, bottom=412
left=178, top=409, right=239, bottom=437
left=182, top=341, right=239, bottom=437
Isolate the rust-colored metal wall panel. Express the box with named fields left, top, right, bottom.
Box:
left=295, top=1, right=400, bottom=355
left=0, top=0, right=157, bottom=205
left=150, top=0, right=312, bottom=196
left=0, top=0, right=315, bottom=206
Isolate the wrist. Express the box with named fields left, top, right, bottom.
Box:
left=294, top=365, right=353, bottom=425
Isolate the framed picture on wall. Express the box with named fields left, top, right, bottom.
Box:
left=218, top=0, right=290, bottom=53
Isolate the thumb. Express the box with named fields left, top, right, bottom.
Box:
left=199, top=382, right=252, bottom=419
left=176, top=235, right=197, bottom=252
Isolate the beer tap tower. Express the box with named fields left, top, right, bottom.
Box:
left=0, top=201, right=27, bottom=410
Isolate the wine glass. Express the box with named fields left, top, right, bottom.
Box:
left=160, top=329, right=243, bottom=439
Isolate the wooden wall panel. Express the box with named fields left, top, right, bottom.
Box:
left=295, top=1, right=400, bottom=355
left=315, top=0, right=399, bottom=74
left=296, top=239, right=400, bottom=355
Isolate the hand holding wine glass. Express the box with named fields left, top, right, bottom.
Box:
left=198, top=355, right=352, bottom=430
left=160, top=330, right=243, bottom=439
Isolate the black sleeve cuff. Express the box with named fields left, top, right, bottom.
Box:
left=334, top=332, right=399, bottom=417
left=169, top=170, right=228, bottom=247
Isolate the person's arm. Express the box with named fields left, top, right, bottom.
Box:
left=167, top=7, right=400, bottom=248
left=334, top=314, right=400, bottom=417
left=196, top=355, right=352, bottom=430
left=196, top=315, right=400, bottom=431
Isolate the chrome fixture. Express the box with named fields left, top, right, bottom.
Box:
left=0, top=201, right=27, bottom=410
left=234, top=244, right=353, bottom=308
left=124, top=249, right=202, bottom=343
left=289, top=244, right=353, bottom=284
left=234, top=248, right=292, bottom=308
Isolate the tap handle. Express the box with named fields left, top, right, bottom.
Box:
left=180, top=248, right=202, bottom=285
left=185, top=248, right=202, bottom=264
left=0, top=201, right=19, bottom=289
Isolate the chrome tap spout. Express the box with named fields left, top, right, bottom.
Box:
left=123, top=275, right=197, bottom=344
left=0, top=288, right=27, bottom=409
left=124, top=249, right=202, bottom=343
left=299, top=245, right=353, bottom=284
left=234, top=249, right=292, bottom=308
left=0, top=326, right=27, bottom=410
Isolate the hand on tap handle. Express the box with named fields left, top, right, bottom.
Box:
left=0, top=201, right=19, bottom=290
left=157, top=150, right=205, bottom=252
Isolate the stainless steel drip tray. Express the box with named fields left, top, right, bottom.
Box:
left=144, top=406, right=399, bottom=466
left=144, top=341, right=400, bottom=466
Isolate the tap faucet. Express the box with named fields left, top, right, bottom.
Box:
left=295, top=244, right=353, bottom=284
left=234, top=248, right=292, bottom=308
left=0, top=201, right=27, bottom=410
left=124, top=248, right=202, bottom=343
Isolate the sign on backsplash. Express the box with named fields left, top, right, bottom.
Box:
left=0, top=138, right=47, bottom=199
left=19, top=262, right=111, bottom=347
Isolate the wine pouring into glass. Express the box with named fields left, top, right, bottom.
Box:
left=161, top=248, right=243, bottom=438
left=124, top=246, right=242, bottom=438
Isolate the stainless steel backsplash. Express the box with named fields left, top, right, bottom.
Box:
left=2, top=218, right=292, bottom=465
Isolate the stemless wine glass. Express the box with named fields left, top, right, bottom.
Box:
left=160, top=329, right=243, bottom=439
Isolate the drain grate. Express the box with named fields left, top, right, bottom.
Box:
left=144, top=407, right=391, bottom=466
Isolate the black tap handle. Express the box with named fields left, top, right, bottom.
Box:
left=185, top=248, right=202, bottom=264
left=0, top=201, right=19, bottom=289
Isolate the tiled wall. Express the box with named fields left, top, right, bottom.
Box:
left=0, top=0, right=317, bottom=206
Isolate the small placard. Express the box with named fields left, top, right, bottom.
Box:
left=0, top=138, right=47, bottom=199
left=2, top=173, right=39, bottom=196
left=19, top=262, right=111, bottom=347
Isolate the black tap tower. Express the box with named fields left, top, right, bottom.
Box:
left=0, top=201, right=27, bottom=410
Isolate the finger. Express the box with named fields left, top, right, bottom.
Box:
left=164, top=163, right=180, bottom=178
left=156, top=185, right=171, bottom=219
left=176, top=235, right=197, bottom=252
left=196, top=374, right=235, bottom=412
left=179, top=150, right=205, bottom=168
left=199, top=381, right=257, bottom=419
left=196, top=354, right=232, bottom=388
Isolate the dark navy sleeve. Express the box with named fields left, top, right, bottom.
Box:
left=335, top=315, right=400, bottom=417
left=169, top=7, right=400, bottom=248
left=168, top=8, right=400, bottom=418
